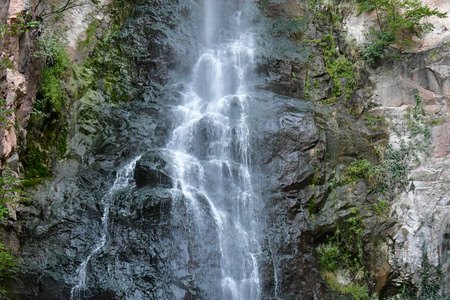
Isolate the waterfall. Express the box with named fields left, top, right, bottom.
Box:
left=167, top=0, right=261, bottom=299
left=70, top=156, right=141, bottom=300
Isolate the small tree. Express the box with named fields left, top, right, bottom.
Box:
left=32, top=0, right=86, bottom=21
left=360, top=0, right=447, bottom=64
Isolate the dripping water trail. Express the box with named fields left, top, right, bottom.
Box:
left=269, top=236, right=281, bottom=300
left=70, top=156, right=141, bottom=300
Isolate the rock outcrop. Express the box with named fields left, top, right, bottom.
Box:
left=371, top=44, right=450, bottom=297
left=257, top=0, right=450, bottom=297
left=1, top=0, right=449, bottom=299
left=0, top=0, right=37, bottom=169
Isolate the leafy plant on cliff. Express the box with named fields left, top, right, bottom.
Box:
left=316, top=207, right=369, bottom=299
left=341, top=159, right=379, bottom=185
left=0, top=162, right=24, bottom=295
left=0, top=25, right=6, bottom=38
left=0, top=102, right=28, bottom=214
left=399, top=245, right=450, bottom=300
left=404, top=94, right=432, bottom=154
left=0, top=168, right=27, bottom=220
left=305, top=33, right=356, bottom=102
left=0, top=116, right=24, bottom=297
left=0, top=13, right=39, bottom=70
left=38, top=46, right=71, bottom=114
left=0, top=100, right=15, bottom=130
left=340, top=141, right=408, bottom=193
left=21, top=33, right=71, bottom=182
left=0, top=243, right=18, bottom=296
left=317, top=143, right=409, bottom=297
left=0, top=244, right=17, bottom=276
left=360, top=0, right=448, bottom=64
left=0, top=12, right=39, bottom=40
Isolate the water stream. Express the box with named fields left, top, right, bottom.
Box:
left=70, top=156, right=141, bottom=300
left=167, top=0, right=261, bottom=298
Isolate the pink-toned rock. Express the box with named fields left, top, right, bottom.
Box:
left=419, top=87, right=438, bottom=105
left=0, top=0, right=31, bottom=167
left=377, top=77, right=418, bottom=107
left=7, top=0, right=26, bottom=22
left=431, top=124, right=450, bottom=158
left=424, top=104, right=441, bottom=114
left=345, top=0, right=450, bottom=51
left=0, top=127, right=16, bottom=161
left=6, top=69, right=26, bottom=95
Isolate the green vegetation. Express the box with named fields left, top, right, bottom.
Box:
left=21, top=35, right=71, bottom=182
left=0, top=129, right=24, bottom=298
left=308, top=0, right=345, bottom=27
left=359, top=0, right=448, bottom=64
left=363, top=114, right=385, bottom=131
left=341, top=159, right=378, bottom=185
left=399, top=246, right=449, bottom=300
left=0, top=243, right=18, bottom=296
left=316, top=207, right=369, bottom=299
left=0, top=168, right=27, bottom=220
left=0, top=100, right=14, bottom=130
left=324, top=271, right=369, bottom=300
left=305, top=33, right=356, bottom=102
left=0, top=101, right=28, bottom=210
left=405, top=94, right=431, bottom=141
left=427, top=118, right=444, bottom=126
left=340, top=142, right=409, bottom=193
left=300, top=0, right=360, bottom=102
left=0, top=13, right=39, bottom=37
left=0, top=244, right=17, bottom=277
left=0, top=175, right=21, bottom=296
left=380, top=143, right=409, bottom=191
left=0, top=57, right=14, bottom=70
left=400, top=93, right=433, bottom=158
left=0, top=24, right=5, bottom=37
left=315, top=141, right=409, bottom=297
left=78, top=19, right=99, bottom=50
left=303, top=1, right=447, bottom=298
left=20, top=0, right=139, bottom=182
left=372, top=199, right=389, bottom=216
left=37, top=45, right=71, bottom=115
left=0, top=13, right=39, bottom=70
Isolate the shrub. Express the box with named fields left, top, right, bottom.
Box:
left=341, top=159, right=378, bottom=185
left=359, top=0, right=447, bottom=63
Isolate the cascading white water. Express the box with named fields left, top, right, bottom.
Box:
left=167, top=0, right=261, bottom=299
left=70, top=156, right=141, bottom=300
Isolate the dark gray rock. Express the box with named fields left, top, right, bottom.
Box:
left=246, top=92, right=334, bottom=299
left=134, top=150, right=173, bottom=188
left=6, top=0, right=396, bottom=299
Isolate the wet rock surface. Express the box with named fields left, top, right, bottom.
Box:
left=3, top=0, right=449, bottom=299
left=8, top=0, right=342, bottom=297
left=7, top=0, right=202, bottom=298
left=134, top=150, right=173, bottom=188
left=248, top=93, right=326, bottom=299
left=9, top=0, right=378, bottom=299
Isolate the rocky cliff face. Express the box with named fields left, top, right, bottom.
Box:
left=255, top=0, right=450, bottom=298
left=346, top=0, right=450, bottom=296
left=0, top=0, right=37, bottom=170
left=372, top=42, right=450, bottom=297
left=0, top=0, right=449, bottom=299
